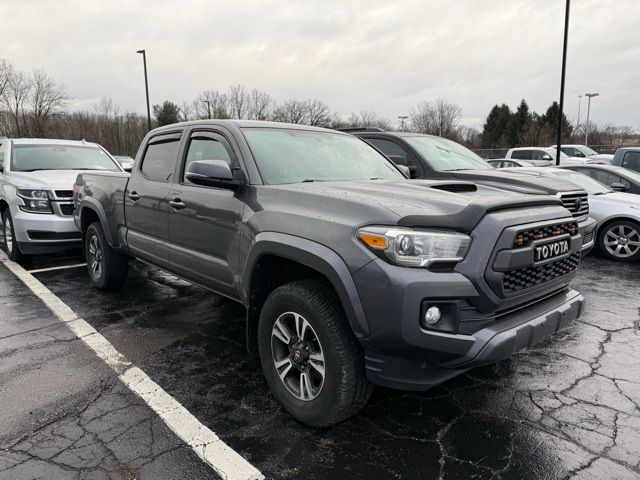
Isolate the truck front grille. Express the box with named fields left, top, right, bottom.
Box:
left=502, top=253, right=580, bottom=294
left=55, top=190, right=74, bottom=198
left=559, top=192, right=589, bottom=218
left=514, top=221, right=578, bottom=248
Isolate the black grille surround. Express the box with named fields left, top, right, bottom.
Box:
left=55, top=190, right=74, bottom=198
left=558, top=191, right=589, bottom=218
left=514, top=221, right=578, bottom=248
left=502, top=253, right=580, bottom=294
left=583, top=231, right=594, bottom=245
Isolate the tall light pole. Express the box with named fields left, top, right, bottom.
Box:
left=576, top=94, right=582, bottom=131
left=136, top=49, right=151, bottom=131
left=204, top=100, right=212, bottom=119
left=584, top=92, right=599, bottom=146
left=555, top=0, right=570, bottom=166
left=398, top=115, right=408, bottom=131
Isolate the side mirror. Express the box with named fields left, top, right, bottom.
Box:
left=542, top=154, right=552, bottom=161
left=396, top=165, right=410, bottom=177
left=185, top=160, right=237, bottom=188
left=610, top=182, right=628, bottom=192
left=574, top=152, right=586, bottom=158
left=121, top=164, right=133, bottom=173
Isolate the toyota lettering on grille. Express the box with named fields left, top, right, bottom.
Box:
left=534, top=239, right=570, bottom=262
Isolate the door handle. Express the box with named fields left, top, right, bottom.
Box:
left=128, top=191, right=140, bottom=201
left=168, top=198, right=186, bottom=210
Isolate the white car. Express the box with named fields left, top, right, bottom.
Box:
left=505, top=147, right=591, bottom=167
left=505, top=167, right=640, bottom=262
left=549, top=144, right=613, bottom=164
left=0, top=138, right=123, bottom=261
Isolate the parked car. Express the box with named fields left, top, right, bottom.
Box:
left=506, top=147, right=591, bottom=166
left=559, top=164, right=640, bottom=195
left=612, top=147, right=640, bottom=174
left=0, top=138, right=123, bottom=261
left=549, top=144, right=613, bottom=164
left=506, top=167, right=640, bottom=262
left=487, top=159, right=535, bottom=168
left=75, top=120, right=586, bottom=426
left=351, top=131, right=596, bottom=254
left=113, top=155, right=135, bottom=172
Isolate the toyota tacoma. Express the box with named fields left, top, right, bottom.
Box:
left=74, top=120, right=585, bottom=426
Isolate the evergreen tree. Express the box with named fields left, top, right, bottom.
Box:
left=507, top=99, right=531, bottom=146
left=541, top=101, right=573, bottom=141
left=153, top=101, right=181, bottom=126
left=481, top=104, right=512, bottom=148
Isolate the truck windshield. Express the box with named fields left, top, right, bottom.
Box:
left=11, top=145, right=120, bottom=172
left=403, top=136, right=493, bottom=171
left=242, top=128, right=404, bottom=184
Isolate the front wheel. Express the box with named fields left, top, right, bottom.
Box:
left=2, top=210, right=26, bottom=262
left=85, top=222, right=129, bottom=289
left=258, top=280, right=372, bottom=427
left=598, top=220, right=640, bottom=262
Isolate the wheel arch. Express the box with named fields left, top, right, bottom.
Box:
left=79, top=200, right=114, bottom=246
left=242, top=232, right=370, bottom=352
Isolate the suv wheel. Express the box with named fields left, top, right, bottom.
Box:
left=258, top=280, right=372, bottom=427
left=2, top=210, right=26, bottom=262
left=85, top=222, right=129, bottom=289
left=598, top=220, right=640, bottom=262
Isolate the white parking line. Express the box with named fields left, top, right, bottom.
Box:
left=27, top=263, right=87, bottom=274
left=0, top=251, right=264, bottom=480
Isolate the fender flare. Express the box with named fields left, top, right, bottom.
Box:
left=242, top=232, right=370, bottom=338
left=79, top=199, right=115, bottom=246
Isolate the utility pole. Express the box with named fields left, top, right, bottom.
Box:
left=204, top=100, right=212, bottom=119
left=576, top=94, right=582, bottom=131
left=555, top=0, right=570, bottom=166
left=398, top=115, right=408, bottom=131
left=584, top=92, right=599, bottom=146
left=136, top=49, right=151, bottom=131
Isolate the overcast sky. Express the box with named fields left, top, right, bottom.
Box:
left=1, top=0, right=638, bottom=129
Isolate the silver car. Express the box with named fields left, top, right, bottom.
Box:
left=0, top=138, right=123, bottom=261
left=507, top=167, right=640, bottom=262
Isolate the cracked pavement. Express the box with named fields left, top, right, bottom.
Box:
left=1, top=251, right=638, bottom=479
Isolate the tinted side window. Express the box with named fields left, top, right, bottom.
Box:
left=140, top=139, right=180, bottom=182
left=531, top=150, right=548, bottom=160
left=366, top=138, right=409, bottom=162
left=511, top=150, right=531, bottom=160
left=591, top=170, right=619, bottom=187
left=183, top=137, right=232, bottom=183
left=622, top=152, right=640, bottom=172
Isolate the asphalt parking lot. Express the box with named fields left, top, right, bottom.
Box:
left=1, top=249, right=639, bottom=480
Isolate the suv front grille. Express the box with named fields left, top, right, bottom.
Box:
left=559, top=192, right=589, bottom=218
left=502, top=252, right=580, bottom=294
left=55, top=190, right=73, bottom=198
left=59, top=203, right=75, bottom=215
left=514, top=221, right=578, bottom=248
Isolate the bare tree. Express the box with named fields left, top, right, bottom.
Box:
left=194, top=90, right=228, bottom=119
left=228, top=84, right=248, bottom=119
left=29, top=69, right=70, bottom=136
left=304, top=99, right=333, bottom=127
left=1, top=69, right=31, bottom=136
left=272, top=99, right=307, bottom=124
left=247, top=89, right=272, bottom=120
left=0, top=59, right=11, bottom=100
left=345, top=110, right=392, bottom=130
left=410, top=98, right=462, bottom=138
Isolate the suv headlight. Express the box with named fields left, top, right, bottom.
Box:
left=357, top=226, right=471, bottom=268
left=16, top=189, right=53, bottom=214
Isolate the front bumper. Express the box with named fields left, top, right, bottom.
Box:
left=11, top=205, right=81, bottom=254
left=364, top=288, right=584, bottom=390
left=578, top=216, right=597, bottom=255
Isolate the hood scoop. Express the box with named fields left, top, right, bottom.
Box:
left=429, top=182, right=477, bottom=193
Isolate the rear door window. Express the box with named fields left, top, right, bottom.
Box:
left=140, top=136, right=181, bottom=182
left=622, top=152, right=640, bottom=172
left=511, top=150, right=532, bottom=160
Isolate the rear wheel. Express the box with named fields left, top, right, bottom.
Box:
left=598, top=220, right=640, bottom=262
left=2, top=210, right=26, bottom=262
left=85, top=222, right=129, bottom=289
left=258, top=280, right=372, bottom=427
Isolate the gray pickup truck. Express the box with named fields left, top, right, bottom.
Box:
left=74, top=120, right=585, bottom=426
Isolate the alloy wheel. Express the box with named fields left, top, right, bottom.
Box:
left=88, top=234, right=103, bottom=278
left=4, top=217, right=13, bottom=253
left=271, top=311, right=325, bottom=401
left=603, top=224, right=640, bottom=258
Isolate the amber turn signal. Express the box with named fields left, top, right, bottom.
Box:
left=357, top=231, right=388, bottom=249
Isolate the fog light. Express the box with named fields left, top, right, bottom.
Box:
left=423, top=306, right=441, bottom=326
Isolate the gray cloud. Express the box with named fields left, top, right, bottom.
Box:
left=1, top=0, right=637, bottom=128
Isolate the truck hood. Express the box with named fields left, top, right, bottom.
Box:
left=267, top=179, right=563, bottom=233
left=448, top=169, right=583, bottom=194
left=6, top=170, right=91, bottom=190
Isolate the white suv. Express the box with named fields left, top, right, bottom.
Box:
left=505, top=147, right=591, bottom=167
left=0, top=138, right=122, bottom=261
